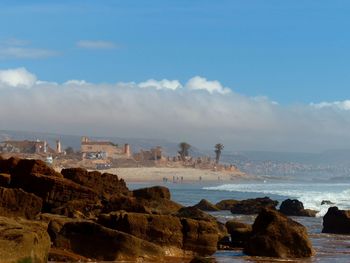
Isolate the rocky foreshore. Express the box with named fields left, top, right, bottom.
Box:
left=0, top=156, right=341, bottom=262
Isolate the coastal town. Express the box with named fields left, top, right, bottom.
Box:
left=0, top=136, right=246, bottom=182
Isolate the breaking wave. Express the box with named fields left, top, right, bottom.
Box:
left=203, top=183, right=350, bottom=216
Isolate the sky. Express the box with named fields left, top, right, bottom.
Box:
left=0, top=1, right=350, bottom=152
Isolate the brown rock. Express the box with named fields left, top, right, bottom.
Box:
left=133, top=186, right=171, bottom=200
left=0, top=216, right=51, bottom=263
left=0, top=187, right=42, bottom=219
left=322, top=206, right=350, bottom=234
left=230, top=197, right=278, bottom=214
left=98, top=211, right=183, bottom=250
left=215, top=199, right=238, bottom=210
left=279, top=199, right=317, bottom=217
left=0, top=157, right=20, bottom=174
left=11, top=172, right=98, bottom=211
left=0, top=173, right=11, bottom=187
left=244, top=209, right=314, bottom=258
left=11, top=158, right=62, bottom=178
left=190, top=256, right=217, bottom=263
left=181, top=218, right=220, bottom=256
left=225, top=220, right=252, bottom=247
left=61, top=168, right=129, bottom=198
left=176, top=206, right=216, bottom=222
left=193, top=199, right=219, bottom=211
left=103, top=194, right=182, bottom=215
left=98, top=211, right=222, bottom=256
left=51, top=199, right=103, bottom=219
left=51, top=220, right=165, bottom=261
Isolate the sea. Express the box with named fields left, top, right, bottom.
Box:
left=128, top=179, right=350, bottom=263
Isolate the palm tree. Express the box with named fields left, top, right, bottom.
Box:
left=178, top=142, right=191, bottom=161
left=214, top=143, right=224, bottom=164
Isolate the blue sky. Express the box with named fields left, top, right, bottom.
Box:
left=1, top=0, right=350, bottom=104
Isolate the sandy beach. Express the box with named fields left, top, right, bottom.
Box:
left=103, top=167, right=250, bottom=182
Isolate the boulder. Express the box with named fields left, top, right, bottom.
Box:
left=98, top=211, right=184, bottom=252
left=225, top=220, right=252, bottom=247
left=244, top=209, right=314, bottom=258
left=230, top=197, right=278, bottom=214
left=133, top=186, right=171, bottom=200
left=98, top=211, right=222, bottom=256
left=0, top=173, right=11, bottom=187
left=51, top=220, right=165, bottom=261
left=215, top=199, right=238, bottom=210
left=176, top=206, right=216, bottom=222
left=193, top=199, right=219, bottom=211
left=51, top=199, right=103, bottom=219
left=61, top=168, right=129, bottom=198
left=11, top=172, right=98, bottom=211
left=11, top=158, right=62, bottom=178
left=279, top=199, right=317, bottom=217
left=103, top=194, right=182, bottom=215
left=322, top=206, right=350, bottom=234
left=0, top=187, right=42, bottom=219
left=0, top=216, right=50, bottom=263
left=0, top=157, right=20, bottom=174
left=190, top=256, right=217, bottom=263
left=181, top=218, right=220, bottom=255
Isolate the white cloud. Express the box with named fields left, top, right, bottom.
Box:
left=186, top=76, right=231, bottom=94
left=64, top=80, right=90, bottom=86
left=77, top=40, right=117, bottom=50
left=310, top=100, right=350, bottom=111
left=1, top=68, right=350, bottom=152
left=0, top=68, right=37, bottom=88
left=138, top=79, right=182, bottom=90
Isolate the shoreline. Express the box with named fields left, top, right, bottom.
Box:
left=100, top=166, right=252, bottom=183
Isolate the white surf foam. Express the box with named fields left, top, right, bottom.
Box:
left=204, top=183, right=350, bottom=216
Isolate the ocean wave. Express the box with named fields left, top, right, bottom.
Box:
left=203, top=183, right=350, bottom=216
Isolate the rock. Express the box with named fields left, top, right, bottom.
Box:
left=322, top=206, right=350, bottom=234
left=98, top=211, right=184, bottom=252
left=190, top=256, right=217, bottom=263
left=193, top=199, right=219, bottom=211
left=321, top=200, right=335, bottom=205
left=244, top=209, right=314, bottom=258
left=279, top=199, right=317, bottom=217
left=0, top=216, right=50, bottom=263
left=61, top=168, right=129, bottom=198
left=0, top=157, right=20, bottom=174
left=11, top=158, right=62, bottom=178
left=215, top=199, right=238, bottom=210
left=49, top=248, right=91, bottom=262
left=51, top=220, right=165, bottom=261
left=98, top=211, right=222, bottom=256
left=0, top=187, right=42, bottom=219
left=133, top=186, right=171, bottom=200
left=11, top=172, right=99, bottom=212
left=51, top=199, right=103, bottom=219
left=181, top=218, right=220, bottom=255
left=230, top=197, right=278, bottom=214
left=103, top=194, right=182, bottom=215
left=0, top=173, right=11, bottom=187
left=176, top=206, right=215, bottom=221
left=225, top=220, right=252, bottom=247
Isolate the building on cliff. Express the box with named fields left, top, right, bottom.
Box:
left=81, top=136, right=131, bottom=160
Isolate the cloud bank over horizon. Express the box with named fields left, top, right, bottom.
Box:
left=0, top=67, right=350, bottom=152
